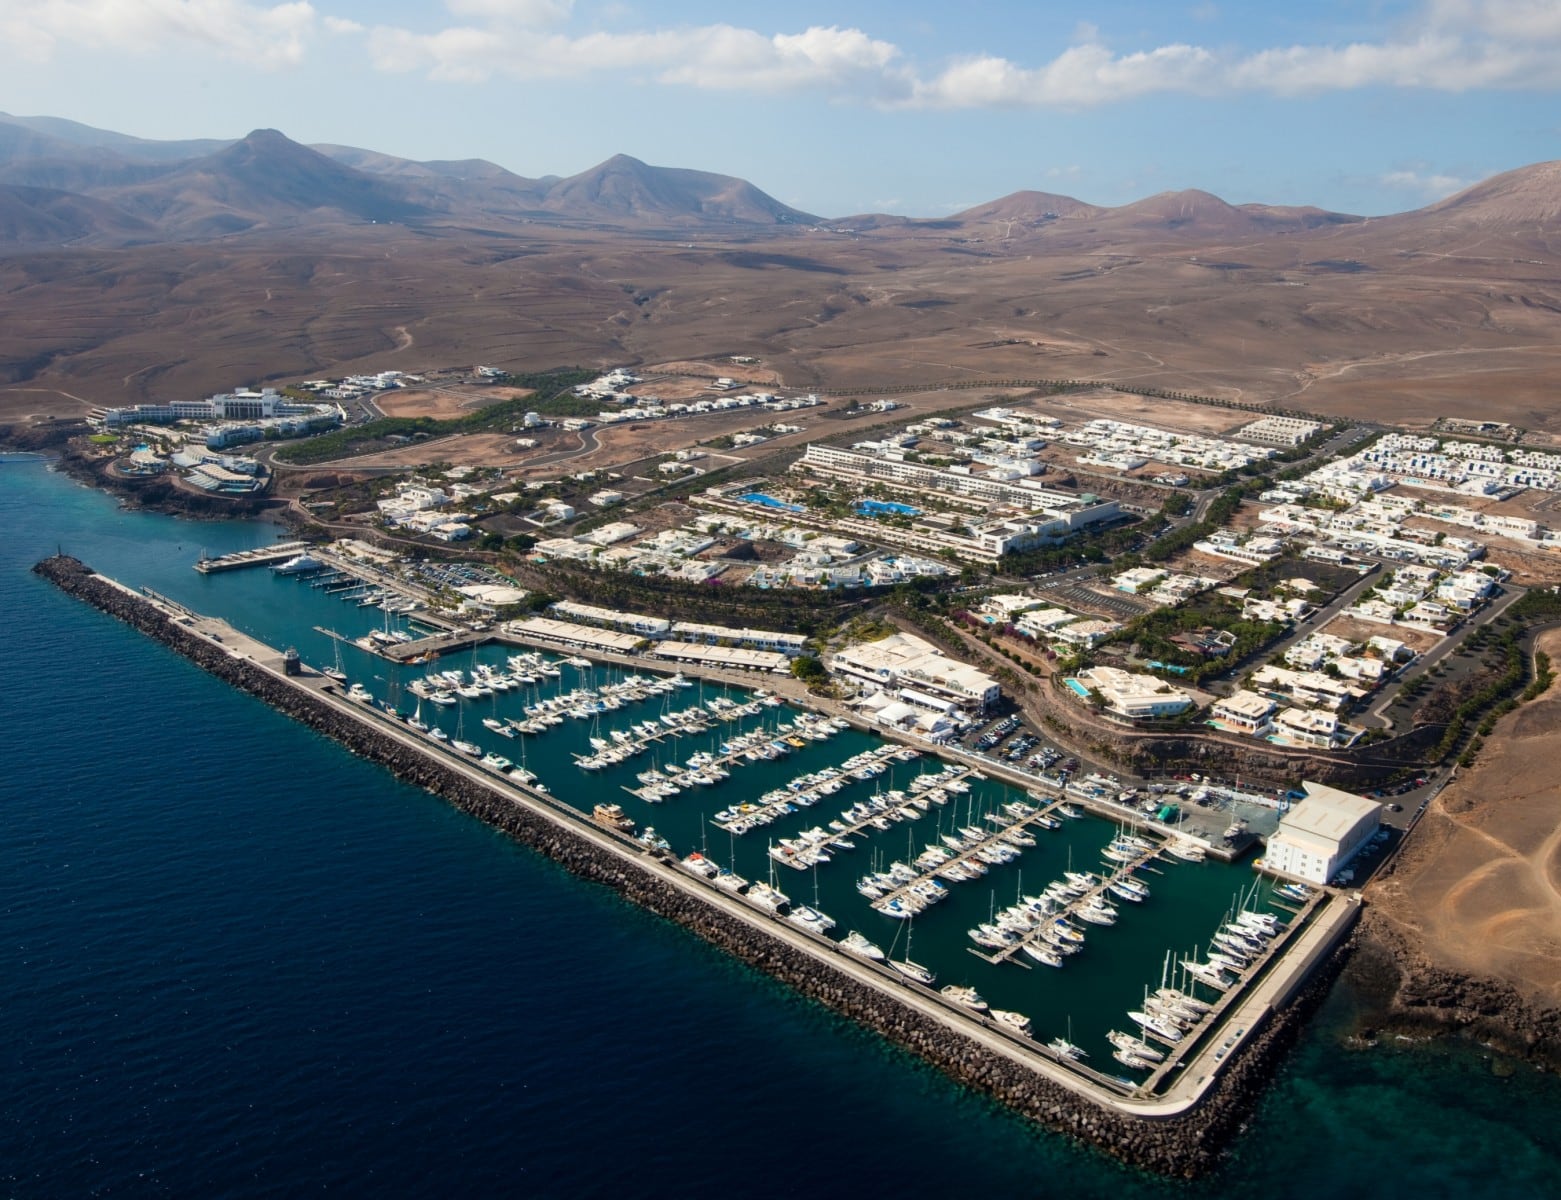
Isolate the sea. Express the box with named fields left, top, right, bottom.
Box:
left=2, top=452, right=1558, bottom=1198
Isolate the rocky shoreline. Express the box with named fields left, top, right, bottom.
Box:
left=1, top=429, right=282, bottom=519
left=1344, top=913, right=1561, bottom=1066
left=33, top=551, right=1356, bottom=1179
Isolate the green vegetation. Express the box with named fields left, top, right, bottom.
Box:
left=1437, top=588, right=1561, bottom=765
left=275, top=368, right=597, bottom=464
left=790, top=654, right=826, bottom=683
left=1145, top=479, right=1263, bottom=562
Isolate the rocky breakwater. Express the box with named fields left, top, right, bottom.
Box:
left=34, top=551, right=1342, bottom=1178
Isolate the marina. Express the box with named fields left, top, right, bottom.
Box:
left=39, top=546, right=1363, bottom=1124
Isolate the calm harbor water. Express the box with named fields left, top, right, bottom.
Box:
left=3, top=453, right=1558, bottom=1197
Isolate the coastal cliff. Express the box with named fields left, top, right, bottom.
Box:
left=33, top=552, right=1347, bottom=1178
left=1345, top=916, right=1561, bottom=1063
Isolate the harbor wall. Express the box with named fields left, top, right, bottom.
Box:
left=34, top=553, right=1346, bottom=1179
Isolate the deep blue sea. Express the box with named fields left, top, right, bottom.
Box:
left=2, top=453, right=1559, bottom=1198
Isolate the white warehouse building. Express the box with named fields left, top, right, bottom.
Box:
left=1263, top=782, right=1382, bottom=885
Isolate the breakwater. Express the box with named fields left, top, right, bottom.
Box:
left=33, top=551, right=1346, bottom=1178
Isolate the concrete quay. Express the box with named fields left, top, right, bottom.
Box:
left=36, top=553, right=1360, bottom=1178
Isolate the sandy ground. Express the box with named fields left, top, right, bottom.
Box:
left=0, top=387, right=96, bottom=422
left=1368, top=627, right=1561, bottom=1011
left=376, top=385, right=533, bottom=419
left=307, top=386, right=1033, bottom=478
left=1318, top=614, right=1443, bottom=655
left=644, top=359, right=785, bottom=387
left=1006, top=388, right=1258, bottom=437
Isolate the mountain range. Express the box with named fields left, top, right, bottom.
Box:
left=2, top=112, right=1558, bottom=249
left=5, top=112, right=1561, bottom=438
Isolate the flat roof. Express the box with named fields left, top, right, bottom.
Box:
left=650, top=641, right=788, bottom=671
left=1280, top=782, right=1382, bottom=842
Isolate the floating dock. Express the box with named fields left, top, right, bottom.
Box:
left=192, top=540, right=310, bottom=573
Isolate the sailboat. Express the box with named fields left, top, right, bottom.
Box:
left=746, top=843, right=791, bottom=914
left=786, top=863, right=836, bottom=935
left=889, top=918, right=935, bottom=985
left=323, top=633, right=348, bottom=683
left=451, top=707, right=482, bottom=757
left=1047, top=1016, right=1087, bottom=1062
left=408, top=694, right=429, bottom=733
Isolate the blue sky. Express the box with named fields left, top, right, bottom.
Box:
left=4, top=0, right=1559, bottom=216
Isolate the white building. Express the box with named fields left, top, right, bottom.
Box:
left=1263, top=782, right=1382, bottom=884
left=550, top=601, right=669, bottom=638
left=1237, top=416, right=1323, bottom=446
left=1071, top=666, right=1193, bottom=721
left=830, top=632, right=1000, bottom=713
left=669, top=622, right=807, bottom=655
left=1211, top=690, right=1277, bottom=735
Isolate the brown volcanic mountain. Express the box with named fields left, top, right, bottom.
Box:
left=95, top=129, right=432, bottom=237
left=5, top=115, right=1561, bottom=440
left=953, top=190, right=1106, bottom=224
left=0, top=183, right=153, bottom=246
left=1422, top=160, right=1561, bottom=227
left=534, top=153, right=817, bottom=227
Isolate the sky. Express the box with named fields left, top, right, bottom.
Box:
left=3, top=0, right=1560, bottom=217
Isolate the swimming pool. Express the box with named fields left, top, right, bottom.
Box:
left=855, top=500, right=921, bottom=517
left=1064, top=678, right=1091, bottom=698
left=739, top=492, right=805, bottom=513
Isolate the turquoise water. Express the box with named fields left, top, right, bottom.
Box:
left=1067, top=678, right=1092, bottom=698
left=2, top=454, right=1558, bottom=1196
left=739, top=491, right=805, bottom=513
left=856, top=499, right=921, bottom=517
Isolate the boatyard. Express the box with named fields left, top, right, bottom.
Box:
left=35, top=545, right=1366, bottom=1168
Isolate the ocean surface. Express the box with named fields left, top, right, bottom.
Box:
left=2, top=453, right=1558, bottom=1197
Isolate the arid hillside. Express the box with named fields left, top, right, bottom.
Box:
left=3, top=114, right=1561, bottom=430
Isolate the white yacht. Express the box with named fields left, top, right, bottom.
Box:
left=745, top=881, right=791, bottom=914
left=992, top=1010, right=1033, bottom=1037
left=940, top=985, right=987, bottom=1012
left=1108, top=1030, right=1165, bottom=1062
left=785, top=905, right=837, bottom=935
left=840, top=930, right=884, bottom=961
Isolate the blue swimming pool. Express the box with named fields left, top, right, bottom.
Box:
left=739, top=492, right=805, bottom=513
left=855, top=500, right=921, bottom=517
left=1064, top=678, right=1091, bottom=698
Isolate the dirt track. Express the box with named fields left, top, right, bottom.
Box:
left=1368, top=627, right=1561, bottom=1011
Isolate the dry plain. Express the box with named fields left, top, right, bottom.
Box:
left=1369, top=627, right=1561, bottom=1013
left=7, top=188, right=1561, bottom=434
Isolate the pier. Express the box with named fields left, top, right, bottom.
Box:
left=192, top=540, right=309, bottom=573
left=860, top=795, right=1070, bottom=910
left=973, top=842, right=1164, bottom=967
left=37, top=553, right=1364, bottom=1179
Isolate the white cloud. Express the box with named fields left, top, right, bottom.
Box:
left=443, top=0, right=573, bottom=24
left=357, top=1, right=1561, bottom=108
left=1380, top=168, right=1475, bottom=199
left=1, top=0, right=319, bottom=67
left=367, top=20, right=905, bottom=94
left=13, top=0, right=1561, bottom=106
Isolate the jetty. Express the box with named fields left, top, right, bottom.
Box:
left=192, top=540, right=309, bottom=573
